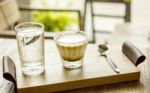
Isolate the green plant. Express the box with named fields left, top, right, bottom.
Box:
left=32, top=11, right=79, bottom=32
left=123, top=0, right=130, bottom=3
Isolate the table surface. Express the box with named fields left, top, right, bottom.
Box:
left=0, top=24, right=150, bottom=93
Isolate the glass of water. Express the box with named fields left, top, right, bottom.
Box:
left=15, top=22, right=45, bottom=76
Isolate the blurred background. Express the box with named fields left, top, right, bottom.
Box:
left=0, top=0, right=150, bottom=43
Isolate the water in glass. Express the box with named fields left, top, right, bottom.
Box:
left=17, top=28, right=45, bottom=76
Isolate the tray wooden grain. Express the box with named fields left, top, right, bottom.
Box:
left=14, top=42, right=140, bottom=93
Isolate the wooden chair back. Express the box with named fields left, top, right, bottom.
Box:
left=0, top=0, right=20, bottom=30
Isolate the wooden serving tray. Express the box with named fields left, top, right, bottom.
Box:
left=15, top=42, right=140, bottom=93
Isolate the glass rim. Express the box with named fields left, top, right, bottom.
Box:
left=54, top=31, right=88, bottom=44
left=15, top=22, right=44, bottom=32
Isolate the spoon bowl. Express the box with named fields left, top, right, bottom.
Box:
left=98, top=44, right=109, bottom=56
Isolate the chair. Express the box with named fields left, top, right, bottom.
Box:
left=86, top=0, right=131, bottom=42
left=0, top=0, right=20, bottom=30
left=0, top=0, right=86, bottom=39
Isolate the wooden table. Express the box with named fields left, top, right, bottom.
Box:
left=0, top=36, right=149, bottom=93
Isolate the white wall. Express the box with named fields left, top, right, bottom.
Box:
left=132, top=0, right=150, bottom=25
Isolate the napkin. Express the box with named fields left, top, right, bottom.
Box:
left=122, top=41, right=146, bottom=66
left=2, top=56, right=17, bottom=93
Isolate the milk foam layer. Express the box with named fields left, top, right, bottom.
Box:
left=58, top=34, right=86, bottom=43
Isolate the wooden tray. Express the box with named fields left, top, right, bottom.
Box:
left=15, top=43, right=140, bottom=93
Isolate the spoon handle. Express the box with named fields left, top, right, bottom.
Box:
left=106, top=55, right=120, bottom=73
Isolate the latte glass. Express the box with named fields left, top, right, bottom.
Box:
left=54, top=31, right=88, bottom=69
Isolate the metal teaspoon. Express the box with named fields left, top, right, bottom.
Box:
left=98, top=44, right=120, bottom=73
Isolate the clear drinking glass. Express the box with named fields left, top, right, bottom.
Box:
left=54, top=31, right=88, bottom=69
left=15, top=22, right=45, bottom=76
